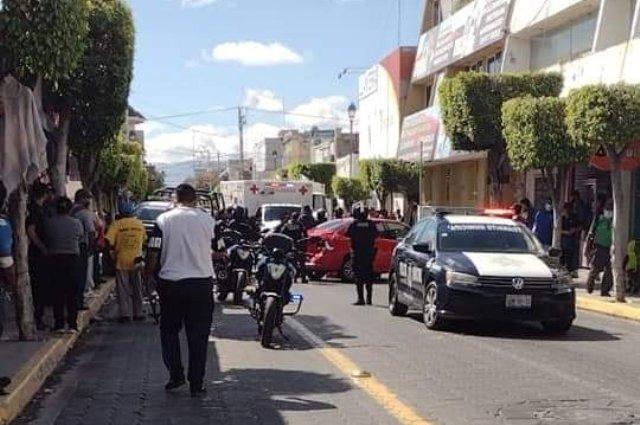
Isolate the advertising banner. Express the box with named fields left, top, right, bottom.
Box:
left=397, top=108, right=440, bottom=162
left=412, top=0, right=509, bottom=82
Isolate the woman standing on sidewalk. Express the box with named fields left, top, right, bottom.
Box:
left=45, top=197, right=84, bottom=333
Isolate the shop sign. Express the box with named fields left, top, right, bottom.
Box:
left=397, top=108, right=440, bottom=162
left=590, top=141, right=640, bottom=171
left=412, top=0, right=509, bottom=82
left=359, top=66, right=379, bottom=100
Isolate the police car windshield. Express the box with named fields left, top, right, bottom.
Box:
left=438, top=223, right=538, bottom=253
left=263, top=206, right=301, bottom=221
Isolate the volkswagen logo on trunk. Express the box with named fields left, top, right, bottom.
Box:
left=512, top=277, right=525, bottom=290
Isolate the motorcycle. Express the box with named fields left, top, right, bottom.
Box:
left=225, top=239, right=256, bottom=305
left=248, top=233, right=304, bottom=348
left=214, top=229, right=241, bottom=302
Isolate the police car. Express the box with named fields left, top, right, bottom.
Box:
left=388, top=213, right=575, bottom=333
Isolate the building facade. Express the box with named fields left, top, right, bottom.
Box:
left=253, top=137, right=284, bottom=180
left=401, top=0, right=511, bottom=208
left=358, top=47, right=417, bottom=160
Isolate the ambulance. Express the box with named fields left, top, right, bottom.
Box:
left=219, top=180, right=330, bottom=218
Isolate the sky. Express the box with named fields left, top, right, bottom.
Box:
left=129, top=0, right=422, bottom=165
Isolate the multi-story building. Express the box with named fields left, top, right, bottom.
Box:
left=126, top=106, right=146, bottom=148
left=358, top=47, right=417, bottom=160
left=253, top=137, right=284, bottom=179
left=312, top=128, right=359, bottom=165
left=404, top=0, right=640, bottom=242
left=281, top=130, right=312, bottom=167
left=503, top=0, right=640, bottom=240
left=401, top=0, right=512, bottom=208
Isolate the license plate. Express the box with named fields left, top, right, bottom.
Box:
left=505, top=294, right=532, bottom=309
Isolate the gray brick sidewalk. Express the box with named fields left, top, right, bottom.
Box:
left=16, top=299, right=397, bottom=425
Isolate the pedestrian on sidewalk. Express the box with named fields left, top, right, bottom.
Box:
left=533, top=201, right=553, bottom=248
left=105, top=203, right=147, bottom=323
left=346, top=205, right=379, bottom=305
left=586, top=198, right=613, bottom=296
left=71, top=189, right=96, bottom=311
left=27, top=183, right=50, bottom=330
left=0, top=181, right=16, bottom=339
left=520, top=198, right=535, bottom=230
left=560, top=202, right=581, bottom=274
left=45, top=197, right=84, bottom=333
left=145, top=184, right=215, bottom=397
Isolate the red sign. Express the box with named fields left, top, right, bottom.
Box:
left=250, top=184, right=260, bottom=194
left=299, top=185, right=309, bottom=196
left=590, top=141, right=640, bottom=171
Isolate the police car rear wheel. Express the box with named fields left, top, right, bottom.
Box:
left=389, top=275, right=408, bottom=316
left=423, top=283, right=444, bottom=330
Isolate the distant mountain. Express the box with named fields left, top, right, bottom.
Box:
left=154, top=161, right=196, bottom=187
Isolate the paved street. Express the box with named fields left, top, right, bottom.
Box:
left=15, top=280, right=640, bottom=425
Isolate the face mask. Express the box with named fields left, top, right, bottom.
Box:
left=545, top=203, right=552, bottom=212
left=603, top=209, right=613, bottom=219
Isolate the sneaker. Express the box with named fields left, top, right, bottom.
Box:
left=352, top=301, right=365, bottom=306
left=190, top=385, right=206, bottom=397
left=165, top=378, right=186, bottom=391
left=587, top=280, right=594, bottom=294
left=366, top=299, right=372, bottom=305
left=67, top=328, right=79, bottom=335
left=53, top=328, right=66, bottom=334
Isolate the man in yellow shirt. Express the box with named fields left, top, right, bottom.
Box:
left=106, top=204, right=147, bottom=322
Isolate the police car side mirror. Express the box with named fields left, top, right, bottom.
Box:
left=547, top=247, right=562, bottom=258
left=413, top=243, right=432, bottom=255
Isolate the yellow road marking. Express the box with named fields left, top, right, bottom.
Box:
left=288, top=318, right=434, bottom=425
left=577, top=295, right=640, bottom=322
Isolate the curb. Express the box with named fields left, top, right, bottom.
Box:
left=577, top=294, right=640, bottom=322
left=0, top=280, right=115, bottom=425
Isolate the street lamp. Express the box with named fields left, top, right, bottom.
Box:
left=347, top=102, right=357, bottom=135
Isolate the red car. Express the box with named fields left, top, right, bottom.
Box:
left=306, top=218, right=409, bottom=281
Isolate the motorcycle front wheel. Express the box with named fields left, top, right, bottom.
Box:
left=233, top=272, right=246, bottom=305
left=261, top=296, right=279, bottom=348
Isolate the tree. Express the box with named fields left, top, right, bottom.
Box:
left=147, top=165, right=166, bottom=194
left=439, top=72, right=563, bottom=204
left=0, top=0, right=89, bottom=340
left=566, top=84, right=640, bottom=302
left=359, top=159, right=400, bottom=206
left=96, top=137, right=147, bottom=209
left=331, top=176, right=368, bottom=210
left=502, top=97, right=589, bottom=248
left=68, top=0, right=135, bottom=191
left=286, top=163, right=336, bottom=196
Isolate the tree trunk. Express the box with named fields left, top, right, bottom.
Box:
left=607, top=147, right=626, bottom=303
left=8, top=181, right=36, bottom=340
left=50, top=117, right=70, bottom=197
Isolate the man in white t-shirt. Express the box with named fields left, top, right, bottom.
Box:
left=145, top=184, right=215, bottom=397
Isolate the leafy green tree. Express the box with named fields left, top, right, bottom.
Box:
left=359, top=159, right=400, bottom=206
left=1, top=0, right=89, bottom=81
left=566, top=84, right=640, bottom=302
left=147, top=165, right=166, bottom=194
left=332, top=176, right=368, bottom=210
left=68, top=0, right=135, bottom=191
left=286, top=163, right=336, bottom=196
left=439, top=72, right=563, bottom=204
left=97, top=137, right=148, bottom=208
left=0, top=0, right=89, bottom=340
left=502, top=97, right=589, bottom=248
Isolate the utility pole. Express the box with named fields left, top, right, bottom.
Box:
left=238, top=107, right=246, bottom=179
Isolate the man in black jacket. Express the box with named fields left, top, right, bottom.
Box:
left=346, top=206, right=378, bottom=305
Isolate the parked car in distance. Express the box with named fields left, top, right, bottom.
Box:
left=306, top=218, right=409, bottom=281
left=134, top=201, right=173, bottom=236
left=388, top=214, right=575, bottom=333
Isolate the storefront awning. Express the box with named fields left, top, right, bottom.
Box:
left=590, top=141, right=640, bottom=171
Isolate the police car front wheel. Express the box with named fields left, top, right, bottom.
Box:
left=423, top=282, right=445, bottom=330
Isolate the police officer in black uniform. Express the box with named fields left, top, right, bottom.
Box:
left=346, top=205, right=378, bottom=305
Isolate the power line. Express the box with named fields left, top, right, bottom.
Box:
left=146, top=106, right=238, bottom=121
